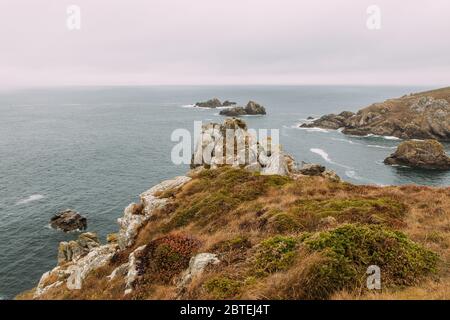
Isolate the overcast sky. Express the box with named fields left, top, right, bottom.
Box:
left=1, top=0, right=449, bottom=87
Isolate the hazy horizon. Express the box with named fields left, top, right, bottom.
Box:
left=1, top=0, right=449, bottom=88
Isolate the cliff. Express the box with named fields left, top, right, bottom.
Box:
left=301, top=87, right=450, bottom=141
left=17, top=119, right=450, bottom=300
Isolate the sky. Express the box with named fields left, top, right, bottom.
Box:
left=1, top=0, right=449, bottom=87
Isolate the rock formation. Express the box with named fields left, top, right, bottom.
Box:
left=50, top=209, right=87, bottom=232
left=301, top=87, right=450, bottom=141
left=219, top=101, right=267, bottom=116
left=384, top=139, right=450, bottom=170
left=194, top=98, right=223, bottom=108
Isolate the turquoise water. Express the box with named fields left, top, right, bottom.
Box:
left=0, top=85, right=449, bottom=298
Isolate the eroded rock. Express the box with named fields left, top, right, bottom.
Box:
left=50, top=209, right=87, bottom=232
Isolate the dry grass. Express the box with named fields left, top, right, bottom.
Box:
left=20, top=167, right=450, bottom=300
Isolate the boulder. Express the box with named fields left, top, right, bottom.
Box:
left=244, top=101, right=266, bottom=115
left=50, top=209, right=87, bottom=232
left=299, top=163, right=326, bottom=176
left=178, top=253, right=220, bottom=288
left=384, top=139, right=450, bottom=170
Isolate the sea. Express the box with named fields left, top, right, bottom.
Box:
left=0, top=85, right=449, bottom=299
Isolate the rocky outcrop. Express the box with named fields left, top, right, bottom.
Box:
left=124, top=245, right=146, bottom=295
left=58, top=232, right=100, bottom=264
left=117, top=176, right=191, bottom=249
left=50, top=209, right=87, bottom=232
left=301, top=87, right=450, bottom=141
left=384, top=139, right=450, bottom=170
left=222, top=100, right=237, bottom=107
left=191, top=118, right=296, bottom=176
left=219, top=101, right=267, bottom=116
left=301, top=111, right=354, bottom=130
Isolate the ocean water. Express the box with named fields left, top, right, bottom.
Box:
left=0, top=85, right=449, bottom=299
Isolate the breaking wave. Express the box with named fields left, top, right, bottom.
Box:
left=16, top=194, right=45, bottom=205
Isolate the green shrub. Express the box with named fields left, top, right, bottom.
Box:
left=299, top=224, right=438, bottom=298
left=253, top=236, right=298, bottom=276
left=204, top=277, right=241, bottom=299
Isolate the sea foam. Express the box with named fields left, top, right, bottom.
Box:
left=16, top=194, right=45, bottom=205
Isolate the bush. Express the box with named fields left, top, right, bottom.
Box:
left=299, top=224, right=438, bottom=299
left=204, top=276, right=241, bottom=299
left=136, top=234, right=201, bottom=284
left=253, top=236, right=298, bottom=276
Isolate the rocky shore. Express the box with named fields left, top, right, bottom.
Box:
left=301, top=87, right=450, bottom=141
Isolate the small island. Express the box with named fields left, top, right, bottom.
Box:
left=219, top=101, right=267, bottom=116
left=384, top=139, right=450, bottom=170
left=194, top=98, right=236, bottom=109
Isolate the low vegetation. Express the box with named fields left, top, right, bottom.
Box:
left=20, top=167, right=450, bottom=300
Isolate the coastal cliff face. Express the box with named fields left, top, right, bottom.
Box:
left=17, top=119, right=450, bottom=300
left=302, top=87, right=450, bottom=141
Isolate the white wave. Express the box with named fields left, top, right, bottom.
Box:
left=345, top=170, right=363, bottom=180
left=383, top=136, right=401, bottom=140
left=367, top=144, right=396, bottom=149
left=331, top=137, right=360, bottom=145
left=310, top=148, right=332, bottom=163
left=16, top=194, right=45, bottom=205
left=297, top=126, right=330, bottom=133
left=181, top=104, right=196, bottom=108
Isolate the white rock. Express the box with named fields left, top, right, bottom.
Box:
left=178, top=253, right=220, bottom=288
left=124, top=245, right=146, bottom=295
left=107, top=262, right=129, bottom=281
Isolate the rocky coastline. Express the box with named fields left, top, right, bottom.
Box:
left=301, top=87, right=450, bottom=141
left=17, top=117, right=449, bottom=300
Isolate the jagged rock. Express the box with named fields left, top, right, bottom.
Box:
left=219, top=101, right=267, bottom=116
left=384, top=139, right=450, bottom=170
left=322, top=169, right=341, bottom=182
left=124, top=245, right=146, bottom=295
left=195, top=98, right=222, bottom=108
left=58, top=232, right=100, bottom=264
left=301, top=111, right=354, bottom=130
left=222, top=100, right=237, bottom=107
left=178, top=253, right=220, bottom=288
left=299, top=163, right=326, bottom=176
left=50, top=209, right=87, bottom=232
left=117, top=176, right=191, bottom=249
left=304, top=88, right=450, bottom=140
left=35, top=243, right=116, bottom=298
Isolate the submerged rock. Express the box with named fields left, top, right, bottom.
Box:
left=384, top=139, right=450, bottom=170
left=50, top=209, right=87, bottom=232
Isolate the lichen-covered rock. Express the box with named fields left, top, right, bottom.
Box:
left=384, top=139, right=450, bottom=170
left=50, top=209, right=87, bottom=232
left=107, top=262, right=129, bottom=281
left=124, top=245, right=146, bottom=295
left=58, top=232, right=100, bottom=265
left=178, top=253, right=220, bottom=288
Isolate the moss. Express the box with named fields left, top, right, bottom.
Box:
left=204, top=277, right=241, bottom=299
left=253, top=235, right=298, bottom=276
left=299, top=224, right=439, bottom=299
